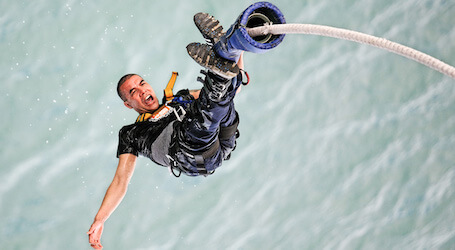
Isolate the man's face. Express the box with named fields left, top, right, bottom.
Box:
left=120, top=75, right=159, bottom=113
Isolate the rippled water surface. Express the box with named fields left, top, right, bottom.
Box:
left=1, top=0, right=454, bottom=249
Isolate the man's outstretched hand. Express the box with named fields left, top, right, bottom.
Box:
left=87, top=220, right=104, bottom=249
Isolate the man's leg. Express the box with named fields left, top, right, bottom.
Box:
left=171, top=13, right=244, bottom=176
left=173, top=70, right=241, bottom=175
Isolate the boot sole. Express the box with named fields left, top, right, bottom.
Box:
left=186, top=43, right=239, bottom=79
left=194, top=12, right=225, bottom=44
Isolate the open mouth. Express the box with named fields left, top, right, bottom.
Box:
left=144, top=94, right=154, bottom=104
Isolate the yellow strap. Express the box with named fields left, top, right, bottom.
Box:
left=164, top=71, right=178, bottom=102
left=136, top=113, right=154, bottom=123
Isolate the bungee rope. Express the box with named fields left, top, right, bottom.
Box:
left=247, top=23, right=455, bottom=79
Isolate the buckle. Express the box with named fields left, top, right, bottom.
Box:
left=173, top=106, right=187, bottom=122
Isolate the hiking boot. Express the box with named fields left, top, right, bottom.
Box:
left=194, top=12, right=225, bottom=45
left=186, top=42, right=239, bottom=80
left=198, top=69, right=233, bottom=102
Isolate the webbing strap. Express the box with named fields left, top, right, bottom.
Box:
left=219, top=116, right=239, bottom=140
left=164, top=71, right=178, bottom=102
left=194, top=139, right=220, bottom=166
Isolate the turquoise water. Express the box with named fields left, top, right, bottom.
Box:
left=1, top=0, right=454, bottom=249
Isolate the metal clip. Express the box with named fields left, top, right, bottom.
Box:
left=173, top=106, right=187, bottom=122
left=166, top=154, right=181, bottom=177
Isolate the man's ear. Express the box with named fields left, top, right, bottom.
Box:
left=124, top=101, right=133, bottom=109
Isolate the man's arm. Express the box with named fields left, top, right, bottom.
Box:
left=87, top=153, right=137, bottom=249
left=189, top=89, right=201, bottom=99
left=237, top=52, right=244, bottom=71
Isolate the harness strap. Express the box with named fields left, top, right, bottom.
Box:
left=219, top=115, right=239, bottom=140
left=194, top=138, right=220, bottom=166
left=164, top=71, right=178, bottom=102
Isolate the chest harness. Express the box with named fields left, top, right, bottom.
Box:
left=135, top=72, right=239, bottom=177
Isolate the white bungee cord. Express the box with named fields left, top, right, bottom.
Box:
left=247, top=23, right=455, bottom=79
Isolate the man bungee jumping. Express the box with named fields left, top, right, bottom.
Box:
left=87, top=13, right=244, bottom=249
left=88, top=2, right=286, bottom=249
